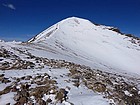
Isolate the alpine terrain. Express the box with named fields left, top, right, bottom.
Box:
left=0, top=17, right=140, bottom=105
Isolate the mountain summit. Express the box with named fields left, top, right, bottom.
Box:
left=29, top=17, right=119, bottom=42
left=28, top=17, right=140, bottom=75
left=28, top=17, right=93, bottom=42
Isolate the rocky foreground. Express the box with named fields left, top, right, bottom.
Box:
left=0, top=46, right=140, bottom=105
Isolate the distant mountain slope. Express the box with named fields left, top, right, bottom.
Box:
left=28, top=17, right=140, bottom=75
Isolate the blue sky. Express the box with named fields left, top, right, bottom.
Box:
left=0, top=0, right=140, bottom=41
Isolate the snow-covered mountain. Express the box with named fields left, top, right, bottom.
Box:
left=0, top=17, right=140, bottom=105
left=28, top=17, right=140, bottom=76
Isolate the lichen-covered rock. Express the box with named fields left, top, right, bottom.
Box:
left=14, top=94, right=21, bottom=101
left=0, top=86, right=11, bottom=95
left=18, top=97, right=27, bottom=105
left=36, top=98, right=46, bottom=105
left=55, top=91, right=64, bottom=103
left=93, top=82, right=106, bottom=92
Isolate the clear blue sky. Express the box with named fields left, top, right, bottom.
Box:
left=0, top=0, right=140, bottom=41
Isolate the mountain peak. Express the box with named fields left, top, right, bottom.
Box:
left=62, top=16, right=87, bottom=21
left=28, top=17, right=121, bottom=43
left=28, top=17, right=138, bottom=44
left=62, top=16, right=82, bottom=20
left=58, top=17, right=91, bottom=25
left=28, top=17, right=91, bottom=42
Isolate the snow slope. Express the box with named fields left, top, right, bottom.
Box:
left=28, top=17, right=140, bottom=75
